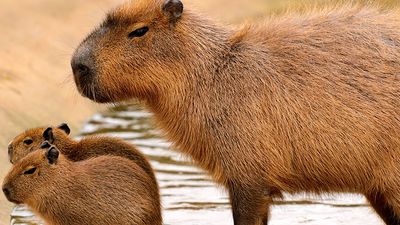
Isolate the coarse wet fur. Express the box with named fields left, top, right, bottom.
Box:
left=2, top=144, right=162, bottom=225
left=71, top=0, right=400, bottom=224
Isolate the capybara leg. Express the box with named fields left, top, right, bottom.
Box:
left=261, top=214, right=270, bottom=225
left=367, top=192, right=400, bottom=225
left=228, top=182, right=271, bottom=225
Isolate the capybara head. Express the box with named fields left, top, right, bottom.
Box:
left=8, top=123, right=70, bottom=164
left=71, top=0, right=189, bottom=102
left=2, top=142, right=60, bottom=204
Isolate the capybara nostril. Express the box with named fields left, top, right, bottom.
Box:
left=71, top=60, right=92, bottom=78
left=2, top=186, right=10, bottom=198
left=75, top=64, right=90, bottom=77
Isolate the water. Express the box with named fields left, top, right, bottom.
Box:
left=10, top=104, right=383, bottom=225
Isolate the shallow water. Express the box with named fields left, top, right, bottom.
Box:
left=11, top=104, right=383, bottom=225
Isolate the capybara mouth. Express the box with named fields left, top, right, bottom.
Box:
left=7, top=197, right=22, bottom=205
left=77, top=83, right=112, bottom=104
left=3, top=189, right=21, bottom=204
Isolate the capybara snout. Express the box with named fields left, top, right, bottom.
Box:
left=71, top=45, right=94, bottom=78
left=71, top=42, right=97, bottom=98
left=2, top=185, right=12, bottom=203
left=2, top=142, right=56, bottom=205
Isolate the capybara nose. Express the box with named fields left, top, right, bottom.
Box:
left=73, top=63, right=91, bottom=77
left=2, top=186, right=10, bottom=198
left=71, top=45, right=95, bottom=78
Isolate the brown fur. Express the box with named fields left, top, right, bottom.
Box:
left=72, top=1, right=400, bottom=224
left=8, top=125, right=161, bottom=223
left=2, top=144, right=162, bottom=225
left=8, top=125, right=156, bottom=184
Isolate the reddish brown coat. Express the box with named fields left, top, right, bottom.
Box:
left=3, top=145, right=162, bottom=225
left=8, top=124, right=161, bottom=224
left=8, top=125, right=156, bottom=184
left=72, top=1, right=400, bottom=224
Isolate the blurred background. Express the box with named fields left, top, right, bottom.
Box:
left=0, top=0, right=399, bottom=224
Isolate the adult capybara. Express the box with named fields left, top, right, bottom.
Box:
left=2, top=143, right=162, bottom=225
left=8, top=123, right=156, bottom=185
left=70, top=0, right=400, bottom=224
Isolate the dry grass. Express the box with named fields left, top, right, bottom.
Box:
left=0, top=0, right=398, bottom=224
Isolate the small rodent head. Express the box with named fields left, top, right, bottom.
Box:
left=2, top=143, right=61, bottom=204
left=71, top=0, right=186, bottom=103
left=8, top=123, right=71, bottom=164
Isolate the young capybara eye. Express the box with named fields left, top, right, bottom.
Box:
left=23, top=167, right=37, bottom=175
left=23, top=138, right=33, bottom=145
left=128, top=26, right=149, bottom=38
left=71, top=0, right=400, bottom=224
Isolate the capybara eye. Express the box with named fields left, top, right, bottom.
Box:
left=23, top=167, right=36, bottom=175
left=128, top=27, right=149, bottom=39
left=23, top=138, right=33, bottom=145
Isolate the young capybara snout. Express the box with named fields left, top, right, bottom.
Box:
left=3, top=142, right=60, bottom=204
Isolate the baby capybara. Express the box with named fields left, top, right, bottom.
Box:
left=71, top=0, right=400, bottom=224
left=2, top=143, right=162, bottom=225
left=8, top=123, right=156, bottom=184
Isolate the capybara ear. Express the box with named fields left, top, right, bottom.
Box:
left=162, top=0, right=183, bottom=24
left=43, top=127, right=54, bottom=143
left=57, top=123, right=70, bottom=135
left=40, top=141, right=52, bottom=149
left=46, top=146, right=59, bottom=164
left=8, top=143, right=13, bottom=163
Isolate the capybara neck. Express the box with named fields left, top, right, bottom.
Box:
left=146, top=13, right=231, bottom=100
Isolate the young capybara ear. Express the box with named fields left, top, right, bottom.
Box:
left=40, top=141, right=52, bottom=149
left=7, top=142, right=13, bottom=163
left=42, top=127, right=54, bottom=143
left=45, top=146, right=59, bottom=164
left=57, top=123, right=71, bottom=135
left=162, top=0, right=183, bottom=24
